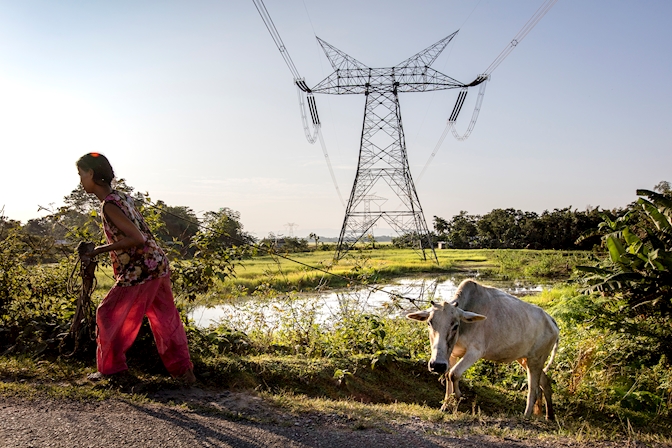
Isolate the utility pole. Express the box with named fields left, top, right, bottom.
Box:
left=303, top=32, right=485, bottom=262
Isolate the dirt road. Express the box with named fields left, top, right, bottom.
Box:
left=0, top=389, right=656, bottom=448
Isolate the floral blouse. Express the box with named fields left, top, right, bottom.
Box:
left=101, top=191, right=169, bottom=287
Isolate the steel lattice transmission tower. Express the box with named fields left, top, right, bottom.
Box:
left=304, top=31, right=483, bottom=261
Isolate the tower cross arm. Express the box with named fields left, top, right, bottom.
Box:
left=311, top=69, right=371, bottom=95
left=394, top=67, right=466, bottom=92
left=310, top=67, right=467, bottom=95
left=396, top=30, right=459, bottom=68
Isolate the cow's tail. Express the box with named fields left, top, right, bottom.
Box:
left=543, top=322, right=560, bottom=373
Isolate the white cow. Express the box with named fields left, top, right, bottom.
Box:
left=407, top=279, right=559, bottom=419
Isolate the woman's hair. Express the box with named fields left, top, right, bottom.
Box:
left=76, top=153, right=115, bottom=186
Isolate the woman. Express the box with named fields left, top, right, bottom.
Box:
left=77, top=152, right=195, bottom=383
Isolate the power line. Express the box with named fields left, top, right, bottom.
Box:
left=252, top=0, right=301, bottom=80
left=253, top=0, right=345, bottom=208
left=482, top=0, right=558, bottom=76
left=417, top=0, right=558, bottom=178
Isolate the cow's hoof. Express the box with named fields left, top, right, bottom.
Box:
left=440, top=396, right=459, bottom=413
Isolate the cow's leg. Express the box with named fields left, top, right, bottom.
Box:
left=524, top=363, right=543, bottom=418
left=440, top=355, right=460, bottom=411
left=445, top=355, right=458, bottom=396
left=447, top=351, right=482, bottom=402
left=540, top=370, right=554, bottom=420
left=517, top=357, right=544, bottom=415
left=533, top=389, right=544, bottom=416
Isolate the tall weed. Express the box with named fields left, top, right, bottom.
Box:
left=549, top=288, right=672, bottom=418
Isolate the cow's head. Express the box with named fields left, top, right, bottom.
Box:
left=407, top=302, right=486, bottom=374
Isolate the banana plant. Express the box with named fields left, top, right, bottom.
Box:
left=576, top=189, right=672, bottom=315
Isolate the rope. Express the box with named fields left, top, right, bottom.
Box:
left=62, top=241, right=98, bottom=357
left=52, top=196, right=431, bottom=331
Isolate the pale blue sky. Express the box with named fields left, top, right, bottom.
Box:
left=1, top=1, right=670, bottom=238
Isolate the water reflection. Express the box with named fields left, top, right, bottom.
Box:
left=189, top=276, right=543, bottom=329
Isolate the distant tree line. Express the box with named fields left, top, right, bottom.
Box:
left=421, top=181, right=672, bottom=251
left=4, top=181, right=670, bottom=258
left=428, top=206, right=620, bottom=250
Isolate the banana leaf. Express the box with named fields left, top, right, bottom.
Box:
left=622, top=227, right=641, bottom=246
left=638, top=198, right=672, bottom=232
left=637, top=189, right=672, bottom=210
left=606, top=235, right=625, bottom=263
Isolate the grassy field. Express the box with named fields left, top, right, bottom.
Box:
left=195, top=248, right=592, bottom=300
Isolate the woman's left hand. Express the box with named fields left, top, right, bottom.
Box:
left=83, top=246, right=104, bottom=262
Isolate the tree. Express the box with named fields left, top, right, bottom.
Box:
left=308, top=232, right=320, bottom=249
left=444, top=211, right=479, bottom=249
left=282, top=237, right=310, bottom=253
left=433, top=206, right=613, bottom=250
left=0, top=212, right=21, bottom=241
left=62, top=184, right=100, bottom=215
left=392, top=232, right=432, bottom=249
left=433, top=216, right=449, bottom=237
left=201, top=208, right=254, bottom=248
left=170, top=208, right=251, bottom=301
left=654, top=180, right=671, bottom=196
left=23, top=217, right=52, bottom=238
left=477, top=209, right=537, bottom=249
left=155, top=204, right=199, bottom=257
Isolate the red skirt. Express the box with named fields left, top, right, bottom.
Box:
left=95, top=274, right=192, bottom=376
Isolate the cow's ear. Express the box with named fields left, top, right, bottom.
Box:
left=459, top=310, right=486, bottom=323
left=406, top=310, right=430, bottom=322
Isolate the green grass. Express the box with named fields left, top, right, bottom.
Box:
left=187, top=248, right=591, bottom=300
left=221, top=248, right=592, bottom=293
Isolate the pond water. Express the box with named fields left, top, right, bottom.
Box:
left=188, top=276, right=543, bottom=329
